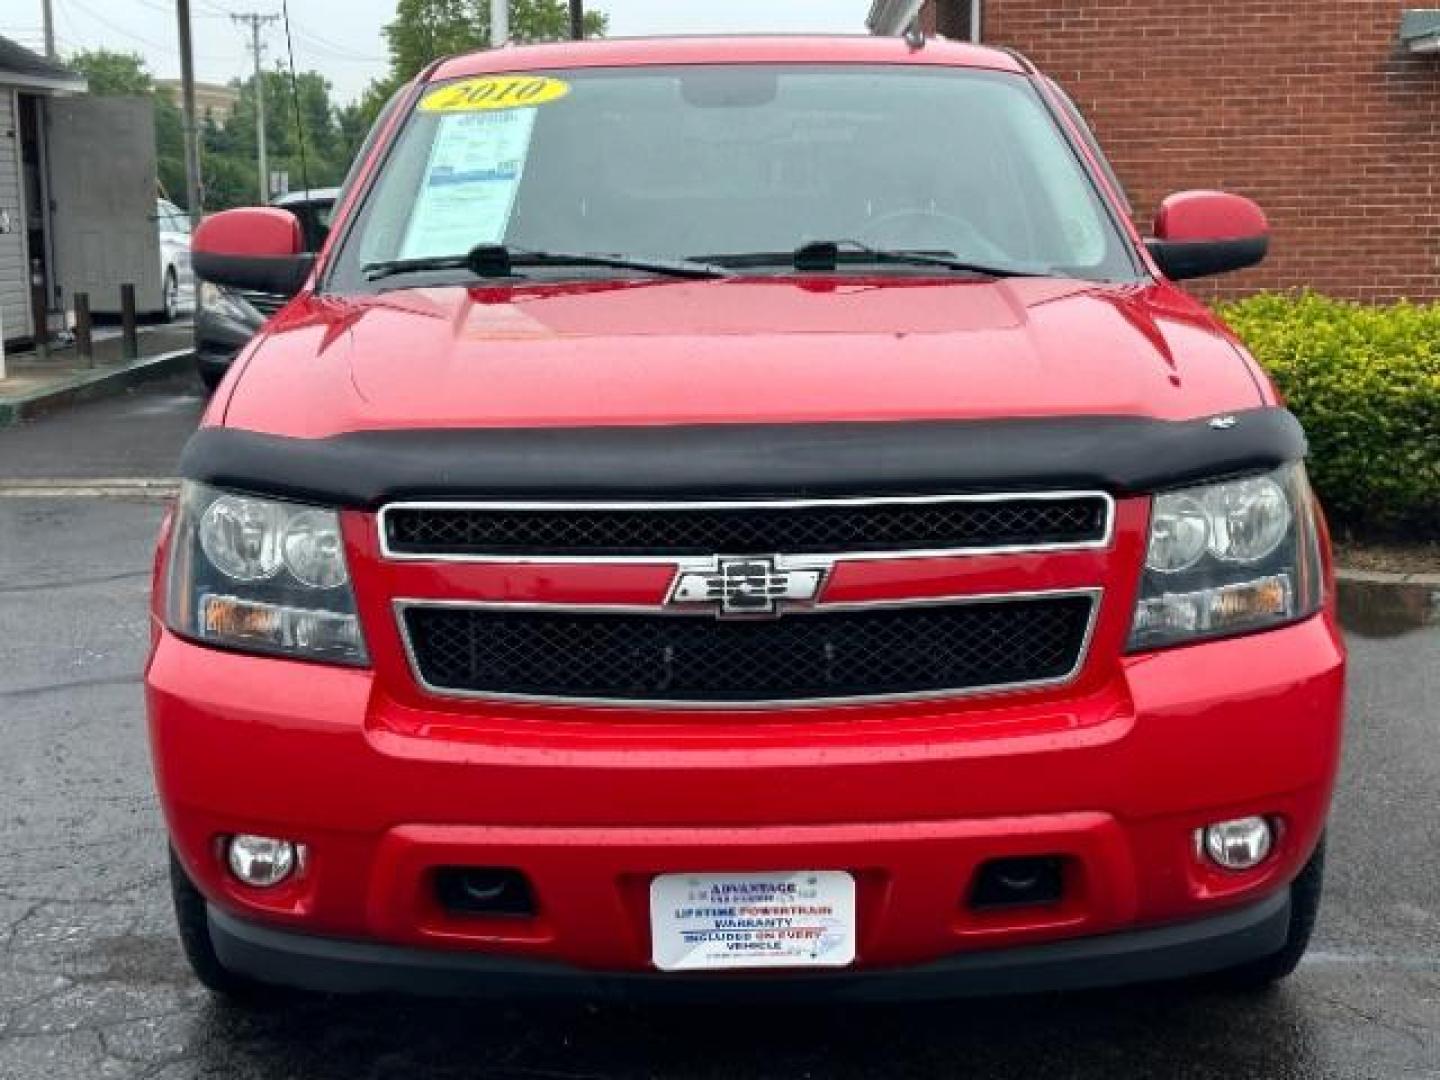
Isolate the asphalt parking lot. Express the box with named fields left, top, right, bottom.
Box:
left=0, top=375, right=1437, bottom=1078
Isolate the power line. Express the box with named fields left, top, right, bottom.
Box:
left=133, top=0, right=224, bottom=18
left=2, top=30, right=72, bottom=45
left=288, top=18, right=373, bottom=56
left=196, top=0, right=245, bottom=17
left=288, top=24, right=383, bottom=62
left=63, top=0, right=182, bottom=54
left=57, top=0, right=240, bottom=65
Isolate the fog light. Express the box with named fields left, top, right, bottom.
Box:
left=1201, top=817, right=1273, bottom=871
left=227, top=835, right=300, bottom=887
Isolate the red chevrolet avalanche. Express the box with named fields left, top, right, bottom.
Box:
left=151, top=36, right=1345, bottom=1000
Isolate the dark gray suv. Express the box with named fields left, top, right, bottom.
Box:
left=194, top=188, right=337, bottom=391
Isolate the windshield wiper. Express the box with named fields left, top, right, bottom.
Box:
left=363, top=244, right=733, bottom=283
left=700, top=240, right=1050, bottom=278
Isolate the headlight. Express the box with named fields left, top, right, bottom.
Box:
left=166, top=482, right=368, bottom=665
left=1129, top=464, right=1324, bottom=651
left=199, top=282, right=260, bottom=322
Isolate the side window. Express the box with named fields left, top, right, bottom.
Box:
left=314, top=202, right=336, bottom=249
left=1043, top=79, right=1132, bottom=216
left=292, top=205, right=334, bottom=252
left=158, top=202, right=189, bottom=234
left=337, top=87, right=408, bottom=207
left=324, top=88, right=410, bottom=263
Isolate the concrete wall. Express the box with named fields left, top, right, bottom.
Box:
left=926, top=0, right=1440, bottom=302
left=0, top=87, right=31, bottom=346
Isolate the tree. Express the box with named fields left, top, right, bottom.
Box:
left=67, top=49, right=189, bottom=206
left=67, top=48, right=154, bottom=96
left=199, top=145, right=255, bottom=212
left=383, top=0, right=607, bottom=78
left=336, top=100, right=376, bottom=175
left=211, top=68, right=350, bottom=206
left=355, top=0, right=608, bottom=126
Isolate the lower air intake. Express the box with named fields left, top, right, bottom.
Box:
left=401, top=595, right=1095, bottom=706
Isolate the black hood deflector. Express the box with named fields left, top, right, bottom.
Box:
left=180, top=409, right=1306, bottom=509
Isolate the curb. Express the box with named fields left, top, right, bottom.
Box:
left=0, top=348, right=195, bottom=431
left=0, top=478, right=180, bottom=501
left=1336, top=568, right=1440, bottom=587
left=1336, top=570, right=1439, bottom=634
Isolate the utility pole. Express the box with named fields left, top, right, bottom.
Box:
left=41, top=0, right=56, bottom=58
left=490, top=0, right=509, bottom=47
left=176, top=0, right=204, bottom=227
left=233, top=12, right=281, bottom=203
left=569, top=0, right=584, bottom=40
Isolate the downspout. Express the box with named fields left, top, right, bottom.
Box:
left=971, top=0, right=982, bottom=42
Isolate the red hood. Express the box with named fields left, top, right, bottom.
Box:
left=221, top=277, right=1270, bottom=438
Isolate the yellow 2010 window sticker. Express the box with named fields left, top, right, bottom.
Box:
left=420, top=75, right=570, bottom=113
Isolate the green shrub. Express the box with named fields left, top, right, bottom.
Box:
left=1214, top=292, right=1440, bottom=539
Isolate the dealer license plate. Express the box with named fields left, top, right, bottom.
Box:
left=649, top=871, right=857, bottom=972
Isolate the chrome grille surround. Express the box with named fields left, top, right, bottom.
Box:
left=381, top=493, right=1113, bottom=709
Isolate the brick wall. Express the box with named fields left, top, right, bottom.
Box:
left=925, top=1, right=1440, bottom=301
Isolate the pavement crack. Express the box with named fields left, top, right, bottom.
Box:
left=0, top=974, right=76, bottom=1037
left=0, top=570, right=150, bottom=595
left=0, top=901, right=46, bottom=950
left=0, top=1002, right=193, bottom=1043
left=97, top=1024, right=198, bottom=1074
left=0, top=673, right=142, bottom=701
left=1319, top=994, right=1428, bottom=1049
left=88, top=869, right=167, bottom=903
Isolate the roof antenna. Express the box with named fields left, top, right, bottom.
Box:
left=903, top=18, right=927, bottom=50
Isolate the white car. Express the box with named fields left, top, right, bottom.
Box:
left=155, top=198, right=194, bottom=321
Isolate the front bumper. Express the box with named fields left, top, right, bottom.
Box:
left=194, top=304, right=260, bottom=375
left=146, top=611, right=1344, bottom=986
left=208, top=888, right=1291, bottom=1000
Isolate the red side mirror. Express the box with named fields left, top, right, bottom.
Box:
left=193, top=207, right=314, bottom=297
left=1146, top=191, right=1269, bottom=281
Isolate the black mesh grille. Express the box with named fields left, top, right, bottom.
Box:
left=384, top=497, right=1108, bottom=558
left=402, top=596, right=1094, bottom=704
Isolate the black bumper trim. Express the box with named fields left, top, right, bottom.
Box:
left=180, top=410, right=1306, bottom=509
left=208, top=890, right=1290, bottom=1001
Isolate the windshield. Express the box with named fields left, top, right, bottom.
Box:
left=328, top=64, right=1139, bottom=289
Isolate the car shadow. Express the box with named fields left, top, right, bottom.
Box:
left=182, top=979, right=1323, bottom=1079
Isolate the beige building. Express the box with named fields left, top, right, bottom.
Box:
left=157, top=79, right=240, bottom=124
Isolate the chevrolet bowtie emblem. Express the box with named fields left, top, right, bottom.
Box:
left=668, top=556, right=826, bottom=618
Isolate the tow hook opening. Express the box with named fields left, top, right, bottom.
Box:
left=435, top=867, right=538, bottom=918
left=968, top=856, right=1067, bottom=910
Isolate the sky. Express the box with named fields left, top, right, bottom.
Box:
left=4, top=0, right=875, bottom=104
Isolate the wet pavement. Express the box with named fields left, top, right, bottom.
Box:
left=0, top=382, right=1438, bottom=1078
left=0, top=371, right=206, bottom=482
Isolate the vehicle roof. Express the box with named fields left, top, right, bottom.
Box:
left=430, top=35, right=1028, bottom=82
left=272, top=187, right=340, bottom=207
